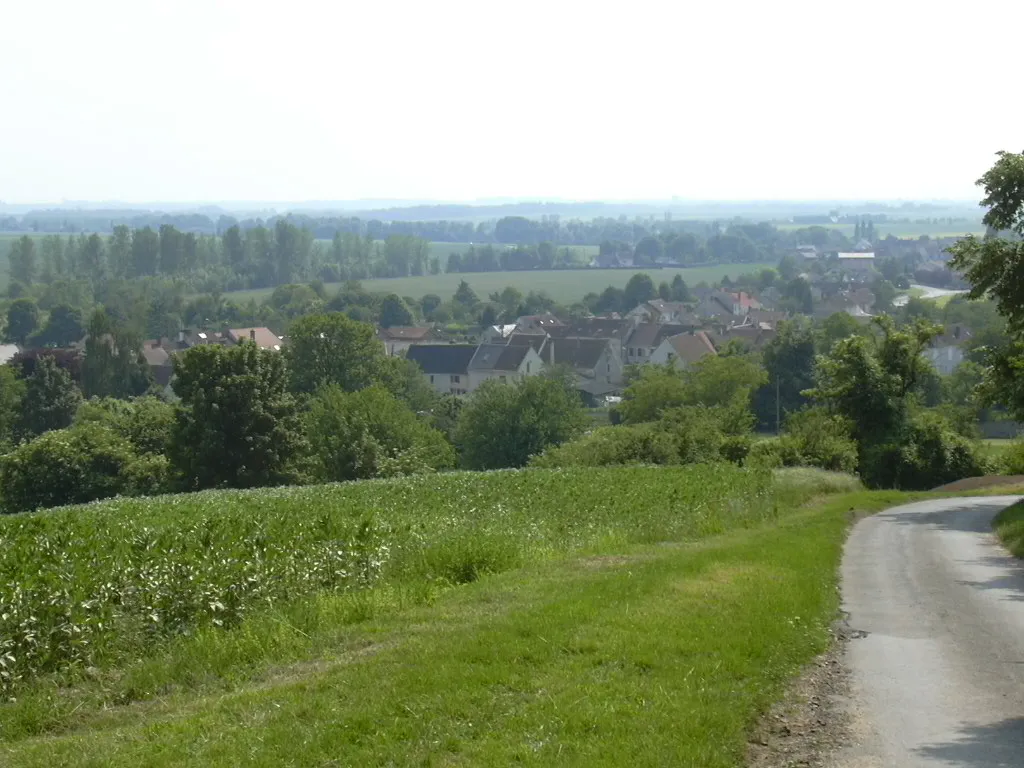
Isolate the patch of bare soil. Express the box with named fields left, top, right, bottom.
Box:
left=747, top=619, right=861, bottom=768
left=933, top=475, right=1024, bottom=492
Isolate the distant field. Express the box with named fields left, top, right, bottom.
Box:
left=222, top=262, right=776, bottom=304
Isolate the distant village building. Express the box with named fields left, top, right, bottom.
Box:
left=406, top=344, right=478, bottom=396
left=649, top=331, right=717, bottom=367
left=836, top=252, right=876, bottom=273
left=376, top=326, right=439, bottom=356
left=923, top=325, right=973, bottom=375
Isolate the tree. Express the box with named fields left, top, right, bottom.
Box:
left=33, top=303, right=85, bottom=347
left=170, top=342, right=304, bottom=490
left=781, top=277, right=813, bottom=314
left=623, top=273, right=656, bottom=310
left=379, top=294, right=414, bottom=327
left=455, top=373, right=586, bottom=469
left=306, top=385, right=455, bottom=482
left=8, top=236, right=37, bottom=285
left=0, top=365, right=25, bottom=449
left=634, top=236, right=663, bottom=264
left=284, top=313, right=386, bottom=395
left=131, top=227, right=160, bottom=277
left=74, top=395, right=175, bottom=455
left=817, top=311, right=867, bottom=352
left=754, top=320, right=816, bottom=431
left=777, top=253, right=800, bottom=282
left=19, top=354, right=82, bottom=437
left=658, top=281, right=671, bottom=301
left=81, top=310, right=152, bottom=399
left=670, top=274, right=691, bottom=302
left=453, top=280, right=479, bottom=308
left=871, top=278, right=898, bottom=313
left=420, top=293, right=443, bottom=318
left=5, top=298, right=40, bottom=345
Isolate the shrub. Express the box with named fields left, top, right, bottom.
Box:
left=778, top=408, right=858, bottom=473
left=306, top=385, right=455, bottom=482
left=746, top=440, right=783, bottom=470
left=998, top=440, right=1024, bottom=475
left=530, top=424, right=681, bottom=468
left=0, top=423, right=136, bottom=513
left=719, top=434, right=753, bottom=464
left=860, top=413, right=987, bottom=489
left=75, top=396, right=175, bottom=455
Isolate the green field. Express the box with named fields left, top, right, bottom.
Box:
left=223, top=263, right=776, bottom=304
left=0, top=465, right=893, bottom=766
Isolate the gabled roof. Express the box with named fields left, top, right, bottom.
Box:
left=542, top=337, right=610, bottom=370
left=377, top=326, right=436, bottom=341
left=626, top=323, right=692, bottom=349
left=141, top=341, right=172, bottom=367
left=547, top=317, right=632, bottom=340
left=506, top=332, right=548, bottom=353
left=228, top=327, right=283, bottom=350
left=663, top=331, right=717, bottom=364
left=406, top=344, right=477, bottom=375
left=469, top=343, right=532, bottom=372
left=516, top=313, right=564, bottom=329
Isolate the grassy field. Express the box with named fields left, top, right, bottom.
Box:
left=222, top=263, right=776, bottom=304
left=994, top=501, right=1024, bottom=558
left=0, top=465, right=893, bottom=766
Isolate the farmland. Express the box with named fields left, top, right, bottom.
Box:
left=0, top=465, right=890, bottom=765
left=220, top=262, right=776, bottom=304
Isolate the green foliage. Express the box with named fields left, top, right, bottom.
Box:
left=754, top=319, right=816, bottom=430
left=859, top=412, right=986, bottom=490
left=32, top=303, right=85, bottom=347
left=284, top=312, right=385, bottom=395
left=0, top=423, right=137, bottom=513
left=74, top=396, right=175, bottom=455
left=616, top=364, right=689, bottom=423
left=994, top=501, right=1024, bottom=559
left=623, top=273, right=656, bottom=309
left=776, top=408, right=858, bottom=473
left=996, top=440, right=1024, bottom=475
left=5, top=298, right=40, bottom=345
left=455, top=374, right=587, bottom=469
left=530, top=424, right=682, bottom=468
left=0, top=465, right=771, bottom=696
left=170, top=342, right=305, bottom=490
left=0, top=365, right=25, bottom=449
left=378, top=294, right=414, bottom=327
left=376, top=355, right=440, bottom=413
left=19, top=354, right=82, bottom=438
left=80, top=310, right=152, bottom=399
left=305, top=385, right=454, bottom=482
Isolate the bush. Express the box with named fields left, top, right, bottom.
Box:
left=0, top=424, right=136, bottom=513
left=778, top=409, right=859, bottom=473
left=530, top=424, right=681, bottom=468
left=75, top=396, right=175, bottom=455
left=746, top=440, right=783, bottom=470
left=860, top=413, right=987, bottom=489
left=306, top=385, right=455, bottom=482
left=719, top=435, right=752, bottom=464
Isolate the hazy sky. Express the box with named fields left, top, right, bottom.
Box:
left=2, top=0, right=1021, bottom=204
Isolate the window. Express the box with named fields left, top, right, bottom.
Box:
left=430, top=375, right=434, bottom=384
left=526, top=362, right=531, bottom=373
left=629, top=348, right=634, bottom=357
left=451, top=374, right=460, bottom=383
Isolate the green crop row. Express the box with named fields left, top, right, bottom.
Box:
left=0, top=465, right=774, bottom=694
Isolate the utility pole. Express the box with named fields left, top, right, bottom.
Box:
left=775, top=374, right=781, bottom=435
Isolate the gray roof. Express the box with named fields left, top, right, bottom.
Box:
left=469, top=343, right=531, bottom=372
left=626, top=323, right=692, bottom=349
left=548, top=317, right=631, bottom=340
left=406, top=344, right=477, bottom=375
left=542, top=337, right=609, bottom=370
left=506, top=332, right=548, bottom=352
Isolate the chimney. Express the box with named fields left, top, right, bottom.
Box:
left=250, top=329, right=256, bottom=342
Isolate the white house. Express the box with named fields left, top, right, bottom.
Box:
left=623, top=323, right=695, bottom=364
left=923, top=325, right=973, bottom=376
left=837, top=252, right=876, bottom=273
left=468, top=343, right=544, bottom=390
left=627, top=300, right=699, bottom=326
left=405, top=344, right=478, bottom=396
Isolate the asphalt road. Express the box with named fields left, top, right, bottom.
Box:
left=835, top=496, right=1024, bottom=767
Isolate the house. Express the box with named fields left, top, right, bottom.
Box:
left=0, top=344, right=20, bottom=365
left=695, top=290, right=761, bottom=319
left=547, top=317, right=636, bottom=363
left=924, top=325, right=973, bottom=375
left=141, top=340, right=175, bottom=387
left=589, top=252, right=635, bottom=269
left=480, top=324, right=519, bottom=344
left=468, top=343, right=544, bottom=390
left=227, top=328, right=283, bottom=350
left=796, top=245, right=819, bottom=260
left=623, top=323, right=693, bottom=364
left=515, top=313, right=565, bottom=333
left=540, top=337, right=623, bottom=396
left=377, top=326, right=439, bottom=356
left=406, top=344, right=478, bottom=396
left=837, top=252, right=876, bottom=274
left=650, top=331, right=717, bottom=368
left=627, top=300, right=700, bottom=326
left=706, top=323, right=777, bottom=352
left=744, top=308, right=789, bottom=329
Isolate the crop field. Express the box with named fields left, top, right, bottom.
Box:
left=0, top=466, right=891, bottom=766
left=221, top=262, right=776, bottom=304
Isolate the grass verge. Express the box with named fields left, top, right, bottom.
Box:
left=994, top=500, right=1024, bottom=558
left=0, top=480, right=916, bottom=767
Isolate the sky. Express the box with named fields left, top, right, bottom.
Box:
left=1, top=0, right=1021, bottom=205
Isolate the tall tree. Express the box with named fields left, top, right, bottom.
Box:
left=170, top=341, right=304, bottom=490
left=81, top=309, right=152, bottom=399
left=5, top=298, right=40, bottom=345
left=8, top=235, right=37, bottom=285
left=33, top=303, right=85, bottom=347
left=131, top=227, right=160, bottom=277
left=19, top=354, right=82, bottom=437
left=379, top=294, right=414, bottom=327
left=623, top=273, right=656, bottom=310
left=284, top=312, right=386, bottom=395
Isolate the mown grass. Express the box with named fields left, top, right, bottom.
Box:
left=1, top=472, right=915, bottom=767
left=994, top=500, right=1024, bottom=558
